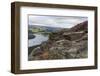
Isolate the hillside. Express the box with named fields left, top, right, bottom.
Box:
left=70, top=21, right=88, bottom=32
left=28, top=21, right=88, bottom=60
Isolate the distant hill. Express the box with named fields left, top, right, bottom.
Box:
left=29, top=25, right=63, bottom=32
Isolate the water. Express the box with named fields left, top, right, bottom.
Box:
left=28, top=34, right=48, bottom=47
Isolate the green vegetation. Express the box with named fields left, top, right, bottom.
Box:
left=29, top=28, right=52, bottom=35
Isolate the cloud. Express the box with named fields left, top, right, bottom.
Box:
left=29, top=15, right=87, bottom=28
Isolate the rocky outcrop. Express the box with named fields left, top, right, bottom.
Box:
left=28, top=21, right=88, bottom=60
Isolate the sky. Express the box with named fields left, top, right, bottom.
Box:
left=28, top=15, right=87, bottom=28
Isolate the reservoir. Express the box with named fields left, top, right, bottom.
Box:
left=28, top=34, right=48, bottom=47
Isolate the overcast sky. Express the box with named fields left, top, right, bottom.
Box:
left=29, top=15, right=87, bottom=28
